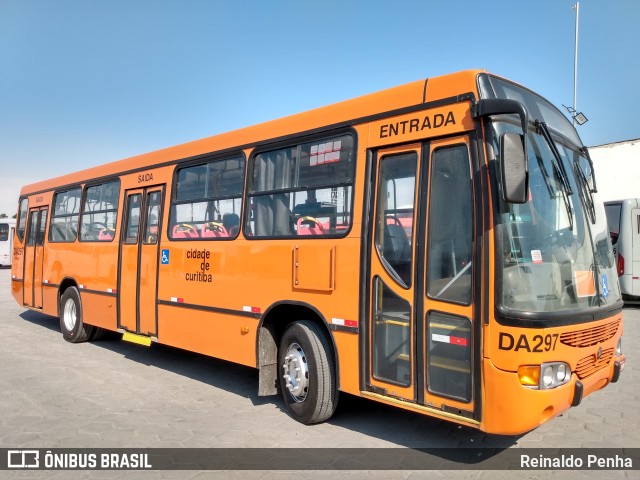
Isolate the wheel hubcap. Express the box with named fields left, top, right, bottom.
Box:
left=282, top=342, right=309, bottom=402
left=63, top=298, right=77, bottom=331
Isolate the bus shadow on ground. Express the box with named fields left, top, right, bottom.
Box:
left=19, top=309, right=518, bottom=462
left=20, top=309, right=60, bottom=332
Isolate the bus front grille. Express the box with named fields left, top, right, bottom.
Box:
left=575, top=348, right=614, bottom=379
left=560, top=320, right=620, bottom=348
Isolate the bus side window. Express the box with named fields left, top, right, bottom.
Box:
left=49, top=188, right=81, bottom=243
left=247, top=134, right=355, bottom=238
left=80, top=180, right=120, bottom=242
left=170, top=157, right=244, bottom=240
left=16, top=198, right=28, bottom=242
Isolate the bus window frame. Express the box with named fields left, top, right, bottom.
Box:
left=168, top=152, right=247, bottom=242
left=244, top=129, right=358, bottom=240
left=49, top=186, right=83, bottom=243
left=78, top=178, right=121, bottom=243
left=16, top=197, right=29, bottom=242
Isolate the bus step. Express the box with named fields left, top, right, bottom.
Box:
left=121, top=331, right=152, bottom=347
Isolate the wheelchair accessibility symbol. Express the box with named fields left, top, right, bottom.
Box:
left=161, top=249, right=170, bottom=265
left=600, top=274, right=609, bottom=298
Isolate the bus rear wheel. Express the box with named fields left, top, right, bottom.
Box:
left=278, top=320, right=338, bottom=424
left=59, top=286, right=94, bottom=343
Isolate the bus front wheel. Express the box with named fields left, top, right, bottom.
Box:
left=278, top=320, right=338, bottom=424
left=59, top=287, right=94, bottom=343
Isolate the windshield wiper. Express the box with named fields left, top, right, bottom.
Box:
left=579, top=146, right=598, bottom=193
left=535, top=121, right=574, bottom=230
left=535, top=121, right=573, bottom=195
left=575, top=160, right=596, bottom=223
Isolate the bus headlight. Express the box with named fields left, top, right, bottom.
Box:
left=556, top=363, right=568, bottom=382
left=542, top=365, right=554, bottom=387
left=518, top=362, right=571, bottom=389
left=616, top=338, right=622, bottom=356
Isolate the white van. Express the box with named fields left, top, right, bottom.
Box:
left=0, top=219, right=15, bottom=267
left=605, top=199, right=640, bottom=299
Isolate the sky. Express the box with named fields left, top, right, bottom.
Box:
left=1, top=0, right=639, bottom=217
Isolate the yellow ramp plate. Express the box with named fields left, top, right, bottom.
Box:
left=122, top=331, right=152, bottom=346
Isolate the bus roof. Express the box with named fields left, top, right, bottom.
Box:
left=20, top=69, right=486, bottom=196
left=604, top=198, right=640, bottom=206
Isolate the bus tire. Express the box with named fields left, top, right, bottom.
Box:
left=278, top=320, right=338, bottom=424
left=59, top=287, right=94, bottom=343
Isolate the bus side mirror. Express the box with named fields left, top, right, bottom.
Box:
left=501, top=133, right=528, bottom=204
left=472, top=98, right=530, bottom=204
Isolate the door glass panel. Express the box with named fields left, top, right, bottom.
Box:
left=124, top=195, right=142, bottom=244
left=144, top=191, right=161, bottom=245
left=372, top=277, right=412, bottom=386
left=375, top=153, right=417, bottom=287
left=27, top=212, right=38, bottom=246
left=427, top=311, right=472, bottom=402
left=36, top=209, right=48, bottom=245
left=427, top=145, right=473, bottom=304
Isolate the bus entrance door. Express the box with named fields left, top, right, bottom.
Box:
left=23, top=207, right=48, bottom=308
left=118, top=186, right=164, bottom=338
left=366, top=137, right=478, bottom=422
left=366, top=144, right=422, bottom=402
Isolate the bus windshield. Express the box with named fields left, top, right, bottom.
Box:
left=480, top=77, right=621, bottom=315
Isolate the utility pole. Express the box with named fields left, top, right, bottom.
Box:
left=572, top=2, right=580, bottom=127
left=563, top=3, right=588, bottom=127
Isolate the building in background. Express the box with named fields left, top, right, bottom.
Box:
left=590, top=138, right=640, bottom=202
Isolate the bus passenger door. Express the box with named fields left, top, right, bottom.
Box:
left=366, top=144, right=422, bottom=402
left=366, top=137, right=478, bottom=421
left=118, top=187, right=164, bottom=337
left=421, top=137, right=476, bottom=419
left=23, top=207, right=48, bottom=308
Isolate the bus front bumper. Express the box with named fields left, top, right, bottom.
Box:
left=482, top=354, right=625, bottom=435
left=572, top=358, right=624, bottom=407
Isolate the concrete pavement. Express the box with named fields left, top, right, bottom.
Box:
left=0, top=268, right=637, bottom=479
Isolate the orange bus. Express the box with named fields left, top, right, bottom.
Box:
left=10, top=70, right=625, bottom=434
